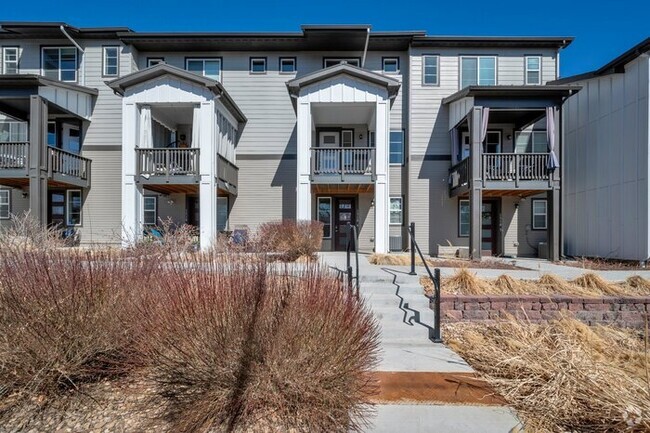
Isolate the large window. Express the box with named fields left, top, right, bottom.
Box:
left=102, top=46, right=119, bottom=77
left=515, top=130, right=547, bottom=153
left=532, top=199, right=547, bottom=230
left=217, top=196, right=228, bottom=231
left=460, top=56, right=496, bottom=88
left=186, top=58, right=222, bottom=81
left=42, top=47, right=77, bottom=82
left=382, top=57, right=399, bottom=73
left=390, top=197, right=403, bottom=225
left=317, top=197, right=332, bottom=239
left=422, top=55, right=439, bottom=85
left=249, top=57, right=267, bottom=74
left=525, top=56, right=542, bottom=85
left=279, top=57, right=296, bottom=73
left=0, top=190, right=10, bottom=219
left=459, top=199, right=470, bottom=237
left=2, top=47, right=19, bottom=74
left=323, top=57, right=360, bottom=68
left=143, top=196, right=157, bottom=226
left=0, top=121, right=28, bottom=142
left=389, top=130, right=404, bottom=165
left=66, top=190, right=82, bottom=226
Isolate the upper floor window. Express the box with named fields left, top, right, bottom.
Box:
left=515, top=130, right=547, bottom=153
left=389, top=130, right=404, bottom=165
left=42, top=47, right=77, bottom=82
left=460, top=56, right=496, bottom=88
left=323, top=57, right=360, bottom=68
left=147, top=57, right=164, bottom=67
left=382, top=57, right=399, bottom=73
left=186, top=58, right=221, bottom=81
left=249, top=57, right=267, bottom=74
left=279, top=57, right=296, bottom=73
left=526, top=56, right=542, bottom=85
left=2, top=47, right=19, bottom=74
left=422, top=55, right=439, bottom=86
left=102, top=46, right=119, bottom=77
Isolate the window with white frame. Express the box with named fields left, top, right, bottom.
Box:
left=42, top=47, right=77, bottom=82
left=532, top=199, right=547, bottom=230
left=186, top=58, right=221, bottom=81
left=217, top=196, right=228, bottom=231
left=525, top=56, right=542, bottom=85
left=102, top=46, right=119, bottom=76
left=389, top=130, right=404, bottom=165
left=515, top=130, right=547, bottom=153
left=143, top=196, right=157, bottom=226
left=459, top=199, right=470, bottom=237
left=0, top=190, right=10, bottom=219
left=460, top=56, right=496, bottom=88
left=279, top=57, right=296, bottom=73
left=2, top=47, right=19, bottom=74
left=249, top=57, right=267, bottom=74
left=66, top=190, right=82, bottom=226
left=323, top=57, right=360, bottom=68
left=422, top=55, right=439, bottom=85
left=147, top=57, right=164, bottom=67
left=390, top=197, right=403, bottom=225
left=383, top=57, right=399, bottom=73
left=0, top=121, right=28, bottom=142
left=317, top=197, right=332, bottom=239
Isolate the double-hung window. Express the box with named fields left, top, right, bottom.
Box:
left=102, top=46, right=119, bottom=77
left=532, top=199, right=548, bottom=230
left=382, top=57, right=399, bottom=73
left=458, top=199, right=470, bottom=237
left=390, top=197, right=403, bottom=225
left=0, top=190, right=10, bottom=219
left=422, top=55, right=439, bottom=85
left=2, top=47, right=19, bottom=74
left=460, top=56, right=496, bottom=88
left=143, top=196, right=157, bottom=226
left=42, top=47, right=77, bottom=82
left=389, top=130, right=405, bottom=165
left=66, top=190, right=82, bottom=226
left=186, top=58, right=222, bottom=81
left=525, top=56, right=542, bottom=85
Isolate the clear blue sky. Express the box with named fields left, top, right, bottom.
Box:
left=3, top=0, right=648, bottom=77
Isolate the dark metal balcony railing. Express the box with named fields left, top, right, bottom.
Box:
left=136, top=148, right=200, bottom=178
left=0, top=142, right=29, bottom=170
left=448, top=157, right=470, bottom=191
left=48, top=147, right=90, bottom=180
left=311, top=147, right=375, bottom=181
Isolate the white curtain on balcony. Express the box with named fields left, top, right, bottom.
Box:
left=546, top=106, right=560, bottom=169
left=450, top=127, right=459, bottom=164
left=480, top=107, right=490, bottom=150
left=191, top=105, right=201, bottom=149
left=138, top=105, right=152, bottom=148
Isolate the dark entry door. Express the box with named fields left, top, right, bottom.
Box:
left=187, top=196, right=200, bottom=228
left=48, top=191, right=66, bottom=229
left=481, top=200, right=498, bottom=256
left=334, top=197, right=356, bottom=251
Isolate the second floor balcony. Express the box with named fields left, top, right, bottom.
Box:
left=310, top=147, right=376, bottom=184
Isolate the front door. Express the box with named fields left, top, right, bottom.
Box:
left=334, top=197, right=356, bottom=251
left=187, top=196, right=200, bottom=228
left=48, top=191, right=66, bottom=229
left=481, top=200, right=499, bottom=256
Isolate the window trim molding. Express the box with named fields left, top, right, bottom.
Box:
left=0, top=189, right=10, bottom=220
left=184, top=56, right=223, bottom=81
left=531, top=198, right=548, bottom=231
left=317, top=196, right=333, bottom=239
left=147, top=57, right=165, bottom=67
left=41, top=45, right=78, bottom=83
left=382, top=56, right=400, bottom=74
left=65, top=189, right=82, bottom=227
left=389, top=129, right=405, bottom=166
left=525, top=55, right=542, bottom=85
left=389, top=196, right=404, bottom=226
left=101, top=45, right=120, bottom=78
left=249, top=57, right=267, bottom=74
left=279, top=56, right=297, bottom=74
left=458, top=199, right=470, bottom=238
left=322, top=57, right=361, bottom=68
left=459, top=55, right=498, bottom=88
left=2, top=46, right=19, bottom=74
left=143, top=195, right=158, bottom=226
left=422, top=54, right=440, bottom=86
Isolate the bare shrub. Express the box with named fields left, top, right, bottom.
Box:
left=0, top=212, right=66, bottom=251
left=256, top=220, right=323, bottom=261
left=626, top=276, right=650, bottom=294
left=128, top=218, right=198, bottom=257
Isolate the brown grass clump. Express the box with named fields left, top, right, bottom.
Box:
left=572, top=272, right=629, bottom=296
left=445, top=318, right=650, bottom=432
left=492, top=274, right=536, bottom=295
left=626, top=276, right=650, bottom=295
left=443, top=268, right=492, bottom=295
left=368, top=253, right=522, bottom=270
left=256, top=220, right=323, bottom=261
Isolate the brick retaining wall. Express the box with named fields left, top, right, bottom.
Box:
left=438, top=295, right=650, bottom=328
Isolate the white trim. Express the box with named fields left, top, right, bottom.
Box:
left=279, top=57, right=296, bottom=74
left=2, top=46, right=19, bottom=74
left=102, top=46, right=119, bottom=77
left=66, top=189, right=82, bottom=227
left=525, top=55, right=542, bottom=85
left=422, top=54, right=439, bottom=86
left=0, top=189, right=10, bottom=219
left=382, top=57, right=400, bottom=74
left=532, top=198, right=548, bottom=230
left=143, top=195, right=157, bottom=226
left=249, top=57, right=267, bottom=74
left=317, top=197, right=333, bottom=239
left=185, top=57, right=222, bottom=81
left=460, top=55, right=497, bottom=88
left=389, top=196, right=403, bottom=225
left=41, top=46, right=78, bottom=82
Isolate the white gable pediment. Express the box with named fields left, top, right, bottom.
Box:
left=301, top=74, right=388, bottom=104
left=124, top=75, right=214, bottom=104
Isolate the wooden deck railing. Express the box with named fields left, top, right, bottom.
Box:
left=311, top=147, right=375, bottom=181
left=48, top=147, right=90, bottom=179
left=136, top=148, right=200, bottom=178
left=217, top=154, right=238, bottom=187
left=0, top=142, right=29, bottom=170
left=482, top=153, right=550, bottom=182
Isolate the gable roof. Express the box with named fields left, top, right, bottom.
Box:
left=106, top=63, right=246, bottom=123
left=286, top=63, right=401, bottom=99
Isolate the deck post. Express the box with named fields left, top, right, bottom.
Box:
left=28, top=95, right=48, bottom=226
left=296, top=98, right=312, bottom=221
left=547, top=184, right=560, bottom=262
left=469, top=106, right=483, bottom=260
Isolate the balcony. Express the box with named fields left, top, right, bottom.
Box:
left=310, top=147, right=375, bottom=184
left=449, top=153, right=553, bottom=197
left=136, top=148, right=200, bottom=184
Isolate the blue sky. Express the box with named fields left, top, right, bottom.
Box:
left=3, top=0, right=648, bottom=77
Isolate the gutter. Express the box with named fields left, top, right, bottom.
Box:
left=60, top=25, right=85, bottom=85
left=361, top=27, right=370, bottom=68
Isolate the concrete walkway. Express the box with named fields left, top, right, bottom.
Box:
left=318, top=252, right=521, bottom=433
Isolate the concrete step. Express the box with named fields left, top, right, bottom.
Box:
left=372, top=305, right=437, bottom=325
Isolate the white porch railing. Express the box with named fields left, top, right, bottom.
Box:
left=310, top=147, right=375, bottom=182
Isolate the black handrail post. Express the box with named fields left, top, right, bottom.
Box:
left=409, top=222, right=417, bottom=275
left=432, top=268, right=442, bottom=343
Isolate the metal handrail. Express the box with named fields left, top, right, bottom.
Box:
left=346, top=222, right=360, bottom=299
left=407, top=222, right=442, bottom=343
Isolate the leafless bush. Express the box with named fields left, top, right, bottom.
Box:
left=0, top=212, right=66, bottom=251
left=128, top=218, right=198, bottom=257
left=256, top=220, right=323, bottom=261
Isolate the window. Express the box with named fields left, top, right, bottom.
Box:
left=514, top=130, right=547, bottom=153
left=47, top=122, right=57, bottom=146
left=526, top=56, right=541, bottom=85
left=317, top=197, right=332, bottom=239
left=390, top=197, right=403, bottom=225
left=459, top=199, right=470, bottom=237
left=368, top=131, right=375, bottom=147
left=2, top=47, right=19, bottom=74
left=147, top=57, right=164, bottom=67
left=460, top=56, right=496, bottom=88
left=422, top=55, right=439, bottom=85
left=186, top=58, right=221, bottom=81
left=217, top=196, right=228, bottom=231
left=389, top=130, right=404, bottom=165
left=66, top=190, right=82, bottom=226
left=249, top=57, right=267, bottom=74
left=143, top=196, right=157, bottom=226
left=279, top=57, right=296, bottom=73
left=42, top=47, right=77, bottom=82
left=323, top=57, right=360, bottom=68
left=0, top=121, right=28, bottom=142
left=532, top=199, right=547, bottom=230
left=102, top=46, right=119, bottom=76
left=0, top=190, right=10, bottom=219
left=382, top=57, right=399, bottom=73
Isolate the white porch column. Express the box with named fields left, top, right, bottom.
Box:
left=374, top=98, right=390, bottom=253
left=198, top=101, right=217, bottom=251
left=122, top=102, right=144, bottom=246
left=296, top=96, right=312, bottom=221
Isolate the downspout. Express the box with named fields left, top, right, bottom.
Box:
left=361, top=28, right=370, bottom=68
left=60, top=25, right=85, bottom=85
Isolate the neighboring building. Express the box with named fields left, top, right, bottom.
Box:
left=553, top=38, right=650, bottom=262
left=0, top=22, right=577, bottom=259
